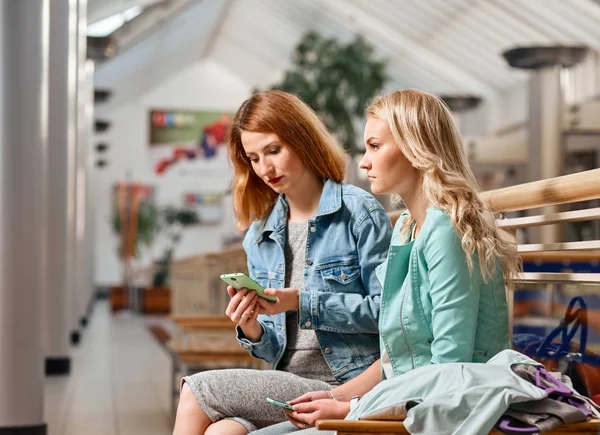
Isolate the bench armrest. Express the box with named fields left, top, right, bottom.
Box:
left=316, top=419, right=409, bottom=433
left=315, top=419, right=600, bottom=434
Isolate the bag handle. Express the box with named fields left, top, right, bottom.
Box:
left=535, top=297, right=587, bottom=359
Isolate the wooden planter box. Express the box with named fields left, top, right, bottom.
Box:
left=141, top=286, right=171, bottom=314
left=109, top=285, right=171, bottom=314
left=109, top=285, right=129, bottom=313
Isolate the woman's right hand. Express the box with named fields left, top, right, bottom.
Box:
left=225, top=286, right=262, bottom=341
left=288, top=390, right=333, bottom=405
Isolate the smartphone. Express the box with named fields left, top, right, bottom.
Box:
left=266, top=397, right=294, bottom=410
left=220, top=273, right=277, bottom=302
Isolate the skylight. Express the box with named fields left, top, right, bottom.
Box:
left=87, top=6, right=143, bottom=37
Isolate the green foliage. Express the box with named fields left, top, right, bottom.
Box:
left=111, top=203, right=200, bottom=286
left=112, top=201, right=160, bottom=257
left=162, top=205, right=201, bottom=227
left=151, top=205, right=201, bottom=287
left=270, top=31, right=388, bottom=154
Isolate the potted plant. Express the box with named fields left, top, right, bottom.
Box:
left=110, top=203, right=199, bottom=313
left=151, top=205, right=200, bottom=287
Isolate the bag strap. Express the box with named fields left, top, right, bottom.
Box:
left=535, top=297, right=587, bottom=359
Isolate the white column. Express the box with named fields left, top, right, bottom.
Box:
left=44, top=0, right=78, bottom=375
left=528, top=66, right=564, bottom=243
left=84, top=60, right=96, bottom=323
left=0, top=0, right=49, bottom=431
left=72, top=0, right=89, bottom=342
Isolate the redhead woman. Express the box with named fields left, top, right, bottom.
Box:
left=172, top=90, right=392, bottom=435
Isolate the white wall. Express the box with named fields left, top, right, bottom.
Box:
left=93, top=58, right=251, bottom=286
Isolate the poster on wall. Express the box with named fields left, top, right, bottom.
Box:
left=149, top=109, right=232, bottom=176
left=184, top=192, right=223, bottom=225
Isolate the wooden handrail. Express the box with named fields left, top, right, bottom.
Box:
left=169, top=315, right=234, bottom=331
left=390, top=169, right=600, bottom=224
left=520, top=250, right=600, bottom=262
left=480, top=168, right=600, bottom=213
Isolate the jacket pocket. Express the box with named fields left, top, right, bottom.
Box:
left=253, top=269, right=284, bottom=289
left=321, top=263, right=361, bottom=293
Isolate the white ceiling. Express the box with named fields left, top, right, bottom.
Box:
left=94, top=0, right=600, bottom=103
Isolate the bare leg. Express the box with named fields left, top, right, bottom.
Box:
left=173, top=383, right=212, bottom=435
left=205, top=419, right=248, bottom=435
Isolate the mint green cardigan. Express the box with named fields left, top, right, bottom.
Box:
left=376, top=207, right=511, bottom=378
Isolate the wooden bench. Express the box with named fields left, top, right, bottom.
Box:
left=316, top=168, right=600, bottom=434
left=315, top=418, right=600, bottom=434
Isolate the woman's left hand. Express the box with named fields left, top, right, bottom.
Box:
left=256, top=288, right=299, bottom=314
left=283, top=399, right=351, bottom=429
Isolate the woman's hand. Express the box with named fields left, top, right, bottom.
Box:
left=288, top=390, right=332, bottom=405
left=256, top=288, right=300, bottom=314
left=283, top=399, right=351, bottom=429
left=225, top=287, right=261, bottom=341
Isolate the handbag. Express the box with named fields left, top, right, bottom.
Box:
left=513, top=296, right=600, bottom=398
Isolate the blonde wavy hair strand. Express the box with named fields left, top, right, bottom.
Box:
left=367, top=89, right=521, bottom=282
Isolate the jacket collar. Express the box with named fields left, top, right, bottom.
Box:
left=255, top=179, right=342, bottom=242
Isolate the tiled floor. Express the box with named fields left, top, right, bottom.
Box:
left=45, top=301, right=174, bottom=435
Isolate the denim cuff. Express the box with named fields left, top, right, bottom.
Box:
left=299, top=289, right=319, bottom=330
left=236, top=321, right=268, bottom=351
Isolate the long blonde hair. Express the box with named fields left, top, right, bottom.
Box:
left=367, top=89, right=520, bottom=281
left=228, top=90, right=346, bottom=230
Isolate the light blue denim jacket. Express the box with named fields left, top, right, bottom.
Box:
left=236, top=180, right=392, bottom=382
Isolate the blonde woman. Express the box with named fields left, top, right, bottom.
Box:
left=257, top=89, right=520, bottom=434
left=172, top=90, right=392, bottom=435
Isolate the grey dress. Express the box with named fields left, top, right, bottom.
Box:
left=182, top=221, right=338, bottom=433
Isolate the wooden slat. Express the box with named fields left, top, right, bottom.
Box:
left=316, top=418, right=600, bottom=434
left=520, top=250, right=600, bottom=262
left=518, top=240, right=600, bottom=253
left=498, top=208, right=600, bottom=229
left=169, top=315, right=234, bottom=331
left=316, top=419, right=408, bottom=433
left=176, top=351, right=254, bottom=364
left=513, top=272, right=600, bottom=284
left=480, top=168, right=600, bottom=213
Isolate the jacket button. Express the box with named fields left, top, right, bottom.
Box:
left=310, top=227, right=316, bottom=233
left=306, top=259, right=313, bottom=266
left=305, top=320, right=311, bottom=327
left=324, top=347, right=331, bottom=353
left=340, top=272, right=347, bottom=280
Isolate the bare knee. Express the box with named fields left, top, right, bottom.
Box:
left=179, top=383, right=197, bottom=407
left=205, top=419, right=248, bottom=435
left=173, top=382, right=211, bottom=435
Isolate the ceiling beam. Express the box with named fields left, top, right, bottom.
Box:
left=320, top=0, right=498, bottom=98
left=88, top=0, right=164, bottom=24
left=108, top=0, right=200, bottom=53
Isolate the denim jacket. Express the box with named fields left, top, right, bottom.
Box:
left=377, top=208, right=511, bottom=379
left=236, top=180, right=392, bottom=382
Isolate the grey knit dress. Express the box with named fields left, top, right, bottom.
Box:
left=182, top=221, right=339, bottom=433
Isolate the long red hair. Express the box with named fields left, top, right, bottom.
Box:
left=228, top=90, right=346, bottom=230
